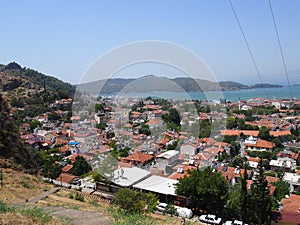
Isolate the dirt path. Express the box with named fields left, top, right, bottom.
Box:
left=44, top=206, right=112, bottom=225
left=26, top=187, right=60, bottom=204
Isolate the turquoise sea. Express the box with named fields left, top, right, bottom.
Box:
left=108, top=86, right=300, bottom=102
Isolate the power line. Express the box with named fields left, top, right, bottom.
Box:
left=228, top=0, right=269, bottom=99
left=268, top=0, right=293, bottom=98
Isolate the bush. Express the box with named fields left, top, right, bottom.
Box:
left=113, top=188, right=158, bottom=214
left=75, top=192, right=84, bottom=202
left=68, top=192, right=74, bottom=199
left=0, top=201, right=14, bottom=213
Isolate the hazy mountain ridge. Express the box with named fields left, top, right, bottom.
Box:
left=77, top=76, right=283, bottom=94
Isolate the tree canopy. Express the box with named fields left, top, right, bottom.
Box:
left=176, top=167, right=228, bottom=215
left=113, top=188, right=158, bottom=214
left=71, top=156, right=92, bottom=176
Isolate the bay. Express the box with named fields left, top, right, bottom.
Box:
left=102, top=86, right=300, bottom=102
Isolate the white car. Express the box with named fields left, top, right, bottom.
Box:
left=175, top=206, right=193, bottom=219
left=156, top=203, right=168, bottom=212
left=224, top=220, right=248, bottom=225
left=199, top=214, right=222, bottom=224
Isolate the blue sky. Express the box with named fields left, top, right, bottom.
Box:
left=0, top=0, right=299, bottom=85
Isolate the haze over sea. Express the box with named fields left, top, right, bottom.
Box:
left=104, top=86, right=300, bottom=102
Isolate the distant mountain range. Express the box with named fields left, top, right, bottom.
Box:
left=0, top=62, right=283, bottom=96
left=77, top=75, right=283, bottom=95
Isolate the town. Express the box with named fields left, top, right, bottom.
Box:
left=18, top=92, right=300, bottom=225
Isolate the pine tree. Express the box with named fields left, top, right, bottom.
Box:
left=248, top=160, right=272, bottom=225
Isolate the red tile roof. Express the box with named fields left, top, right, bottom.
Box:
left=62, top=164, right=73, bottom=173
left=244, top=139, right=274, bottom=149
left=217, top=166, right=245, bottom=181
left=56, top=173, right=78, bottom=183
left=121, top=150, right=153, bottom=164
left=220, top=130, right=259, bottom=136
left=59, top=145, right=69, bottom=153
left=270, top=130, right=291, bottom=137
left=280, top=194, right=300, bottom=214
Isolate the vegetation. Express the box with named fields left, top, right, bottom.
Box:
left=113, top=188, right=158, bottom=214
left=161, top=108, right=181, bottom=131
left=198, top=119, right=211, bottom=138
left=0, top=201, right=61, bottom=225
left=74, top=192, right=84, bottom=202
left=71, top=156, right=92, bottom=176
left=176, top=167, right=228, bottom=216
left=0, top=94, right=38, bottom=172
left=247, top=160, right=272, bottom=225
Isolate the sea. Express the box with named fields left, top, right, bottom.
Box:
left=102, top=86, right=300, bottom=103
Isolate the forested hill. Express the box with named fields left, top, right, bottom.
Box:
left=77, top=75, right=283, bottom=94
left=0, top=62, right=75, bottom=122
left=0, top=93, right=38, bottom=171
left=0, top=62, right=75, bottom=97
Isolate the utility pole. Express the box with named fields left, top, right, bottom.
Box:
left=0, top=169, right=3, bottom=188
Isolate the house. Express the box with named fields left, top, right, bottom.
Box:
left=61, top=164, right=73, bottom=173
left=121, top=150, right=154, bottom=167
left=68, top=141, right=80, bottom=155
left=283, top=172, right=300, bottom=191
left=19, top=123, right=30, bottom=135
left=217, top=165, right=247, bottom=185
left=180, top=143, right=198, bottom=157
left=271, top=194, right=300, bottom=224
left=146, top=118, right=164, bottom=129
left=53, top=173, right=79, bottom=187
left=246, top=157, right=260, bottom=168
left=244, top=136, right=274, bottom=151
left=270, top=150, right=298, bottom=172
left=74, top=131, right=97, bottom=144
left=133, top=175, right=179, bottom=204
left=168, top=164, right=197, bottom=180
left=58, top=145, right=70, bottom=156
left=156, top=150, right=179, bottom=174
left=110, top=167, right=151, bottom=188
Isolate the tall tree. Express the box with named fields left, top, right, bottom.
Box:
left=226, top=116, right=237, bottom=129
left=229, top=141, right=241, bottom=158
left=71, top=156, right=91, bottom=176
left=176, top=167, right=228, bottom=215
left=248, top=160, right=272, bottom=225
left=258, top=126, right=270, bottom=141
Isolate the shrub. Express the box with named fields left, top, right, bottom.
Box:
left=75, top=192, right=84, bottom=202
left=68, top=192, right=74, bottom=199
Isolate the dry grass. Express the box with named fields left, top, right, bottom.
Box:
left=0, top=168, right=53, bottom=204
left=0, top=211, right=65, bottom=225
left=0, top=167, right=202, bottom=224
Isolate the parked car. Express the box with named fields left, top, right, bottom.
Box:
left=156, top=203, right=168, bottom=212
left=199, top=214, right=222, bottom=224
left=156, top=203, right=193, bottom=218
left=224, top=220, right=248, bottom=225
left=175, top=206, right=193, bottom=219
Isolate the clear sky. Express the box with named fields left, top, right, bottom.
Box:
left=0, top=0, right=299, bottom=85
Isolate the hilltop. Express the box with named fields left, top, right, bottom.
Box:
left=0, top=62, right=75, bottom=123
left=0, top=62, right=75, bottom=97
